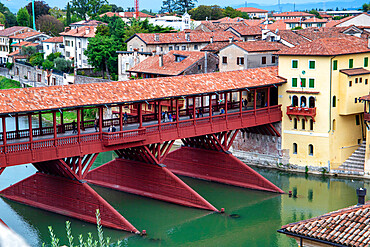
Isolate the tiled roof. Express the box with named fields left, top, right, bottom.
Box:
left=302, top=17, right=328, bottom=23
left=279, top=203, right=370, bottom=246
left=0, top=26, right=30, bottom=37
left=212, top=17, right=246, bottom=23
left=237, top=7, right=268, bottom=13
left=43, top=36, right=63, bottom=43
left=11, top=41, right=32, bottom=47
left=294, top=27, right=348, bottom=41
left=127, top=50, right=212, bottom=75
left=129, top=31, right=240, bottom=44
left=233, top=41, right=287, bottom=52
left=273, top=11, right=315, bottom=17
left=0, top=67, right=285, bottom=114
left=99, top=12, right=124, bottom=18
left=277, top=30, right=309, bottom=46
left=198, top=22, right=248, bottom=32
left=284, top=17, right=304, bottom=23
left=200, top=41, right=229, bottom=52
left=277, top=36, right=370, bottom=56
left=243, top=19, right=265, bottom=26
left=266, top=20, right=287, bottom=31
left=60, top=26, right=96, bottom=38
left=70, top=20, right=106, bottom=27
left=340, top=68, right=370, bottom=76
left=9, top=31, right=41, bottom=39
left=121, top=12, right=154, bottom=18
left=227, top=25, right=262, bottom=36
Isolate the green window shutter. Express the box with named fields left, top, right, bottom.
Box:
left=349, top=59, right=353, bottom=68
left=301, top=78, right=306, bottom=87
left=309, top=61, right=315, bottom=69
left=292, top=60, right=298, bottom=68
left=365, top=57, right=368, bottom=67
left=292, top=78, right=297, bottom=87
left=333, top=60, right=337, bottom=70
left=309, top=78, right=315, bottom=88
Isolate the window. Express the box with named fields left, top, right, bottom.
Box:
left=129, top=45, right=132, bottom=51
left=332, top=96, right=336, bottom=107
left=292, top=60, right=298, bottom=68
left=292, top=95, right=298, bottom=106
left=300, top=78, right=306, bottom=88
left=366, top=79, right=368, bottom=85
left=309, top=96, right=315, bottom=108
left=310, top=119, right=314, bottom=130
left=79, top=54, right=81, bottom=60
left=360, top=78, right=363, bottom=83
left=333, top=60, right=337, bottom=70
left=46, top=45, right=49, bottom=50
left=78, top=42, right=81, bottom=48
left=66, top=51, right=70, bottom=57
left=272, top=56, right=276, bottom=63
left=182, top=45, right=186, bottom=50
left=141, top=45, right=144, bottom=52
left=302, top=120, right=306, bottom=130
left=175, top=46, right=179, bottom=50
left=365, top=57, right=368, bottom=67
left=309, top=60, right=315, bottom=69
left=293, top=118, right=298, bottom=129
left=198, top=64, right=202, bottom=70
left=349, top=59, right=353, bottom=68
left=355, top=98, right=358, bottom=103
left=222, top=56, right=227, bottom=64
left=194, top=45, right=198, bottom=50
left=237, top=57, right=244, bottom=65
left=292, top=78, right=297, bottom=87
left=37, top=74, right=41, bottom=82
left=308, top=144, right=313, bottom=156
left=262, top=56, right=267, bottom=64
left=355, top=78, right=358, bottom=84
left=356, top=115, right=360, bottom=125
left=293, top=143, right=297, bottom=154
left=71, top=41, right=73, bottom=47
left=169, top=46, right=173, bottom=51
left=349, top=81, right=352, bottom=87
left=309, top=78, right=315, bottom=88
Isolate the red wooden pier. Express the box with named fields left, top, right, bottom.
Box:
left=0, top=67, right=286, bottom=233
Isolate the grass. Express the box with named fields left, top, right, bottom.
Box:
left=0, top=76, right=22, bottom=89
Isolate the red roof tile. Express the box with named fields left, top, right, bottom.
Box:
left=237, top=7, right=268, bottom=13
left=9, top=31, right=41, bottom=39
left=273, top=11, right=315, bottom=17
left=99, top=12, right=124, bottom=18
left=197, top=22, right=249, bottom=32
left=340, top=68, right=370, bottom=76
left=294, top=27, right=348, bottom=41
left=60, top=26, right=96, bottom=38
left=121, top=12, right=154, bottom=18
left=277, top=30, right=310, bottom=46
left=70, top=20, right=106, bottom=27
left=279, top=203, right=370, bottom=246
left=200, top=41, right=229, bottom=52
left=130, top=30, right=240, bottom=45
left=277, top=36, right=370, bottom=56
left=127, top=50, right=214, bottom=75
left=243, top=19, right=265, bottom=26
left=233, top=40, right=287, bottom=52
left=211, top=17, right=247, bottom=23
left=266, top=20, right=287, bottom=31
left=0, top=67, right=285, bottom=114
left=0, top=26, right=32, bottom=37
left=226, top=25, right=262, bottom=36
left=43, top=36, right=63, bottom=43
left=11, top=41, right=32, bottom=47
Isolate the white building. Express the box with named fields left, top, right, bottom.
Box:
left=42, top=36, right=64, bottom=59
left=148, top=12, right=200, bottom=31
left=117, top=50, right=152, bottom=81
left=236, top=7, right=268, bottom=19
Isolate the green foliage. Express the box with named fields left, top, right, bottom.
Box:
left=0, top=12, right=6, bottom=25
left=305, top=166, right=309, bottom=174
left=189, top=5, right=224, bottom=20
left=54, top=57, right=73, bottom=73
left=308, top=9, right=322, bottom=19
left=160, top=0, right=177, bottom=14
left=42, top=59, right=54, bottom=70
left=361, top=3, right=370, bottom=12
left=66, top=3, right=72, bottom=26
left=71, top=0, right=108, bottom=19
left=20, top=45, right=37, bottom=56
left=175, top=0, right=197, bottom=14
left=36, top=15, right=64, bottom=36
left=5, top=62, right=13, bottom=70
left=292, top=26, right=303, bottom=30
left=17, top=8, right=30, bottom=26
left=46, top=52, right=61, bottom=62
left=96, top=24, right=110, bottom=36
left=0, top=2, right=17, bottom=27
left=87, top=0, right=108, bottom=18
left=98, top=4, right=112, bottom=15
left=29, top=53, right=44, bottom=66
left=109, top=4, right=124, bottom=12
left=223, top=6, right=249, bottom=19
left=0, top=76, right=21, bottom=89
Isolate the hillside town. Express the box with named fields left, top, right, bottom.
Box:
left=0, top=0, right=370, bottom=246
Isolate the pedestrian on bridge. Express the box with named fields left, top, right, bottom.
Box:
left=168, top=113, right=172, bottom=122
left=72, top=120, right=77, bottom=134
left=94, top=118, right=99, bottom=132
left=123, top=112, right=128, bottom=124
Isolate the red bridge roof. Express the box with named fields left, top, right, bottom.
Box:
left=0, top=67, right=285, bottom=115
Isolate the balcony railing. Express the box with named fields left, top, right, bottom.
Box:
left=286, top=106, right=316, bottom=121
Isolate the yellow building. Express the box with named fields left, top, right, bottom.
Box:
left=277, top=36, right=370, bottom=172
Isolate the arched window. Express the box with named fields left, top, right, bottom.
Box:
left=292, top=95, right=298, bottom=107
left=294, top=118, right=298, bottom=129
left=300, top=96, right=307, bottom=107
left=293, top=143, right=298, bottom=154
left=308, top=144, right=314, bottom=156
left=310, top=119, right=314, bottom=130
left=309, top=96, right=315, bottom=108
left=332, top=96, right=336, bottom=107
left=302, top=119, right=306, bottom=130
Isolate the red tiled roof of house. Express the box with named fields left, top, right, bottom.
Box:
left=130, top=31, right=240, bottom=44
left=127, top=50, right=214, bottom=76
left=279, top=203, right=370, bottom=246
left=211, top=17, right=246, bottom=23
left=0, top=67, right=285, bottom=114
left=243, top=19, right=265, bottom=26
left=237, top=7, right=268, bottom=13
left=277, top=36, right=370, bottom=56
left=233, top=40, right=287, bottom=52
left=99, top=12, right=124, bottom=18
left=60, top=26, right=96, bottom=38
left=277, top=30, right=310, bottom=46
left=320, top=14, right=332, bottom=18
left=198, top=22, right=248, bottom=32
left=284, top=17, right=303, bottom=23
left=325, top=20, right=341, bottom=27
left=70, top=20, right=106, bottom=27
left=9, top=31, right=41, bottom=39
left=266, top=20, right=287, bottom=31
left=273, top=11, right=314, bottom=17
left=121, top=12, right=154, bottom=18
left=340, top=68, right=370, bottom=76
left=11, top=41, right=32, bottom=47
left=200, top=41, right=229, bottom=52
left=302, top=17, right=328, bottom=23
left=294, top=27, right=348, bottom=41
left=226, top=25, right=262, bottom=36
left=43, top=36, right=63, bottom=43
left=0, top=26, right=31, bottom=37
left=7, top=49, right=20, bottom=56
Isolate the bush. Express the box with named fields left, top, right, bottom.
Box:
left=42, top=60, right=54, bottom=70
left=54, top=57, right=73, bottom=73
left=29, top=53, right=44, bottom=67
left=5, top=62, right=13, bottom=70
left=46, top=52, right=61, bottom=62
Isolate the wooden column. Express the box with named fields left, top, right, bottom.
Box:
left=186, top=97, right=189, bottom=115
left=119, top=105, right=123, bottom=131
left=38, top=112, right=43, bottom=136
left=99, top=106, right=103, bottom=139
left=138, top=103, right=143, bottom=128
left=53, top=111, right=57, bottom=146
left=192, top=97, right=196, bottom=122
left=224, top=93, right=228, bottom=113
left=201, top=95, right=204, bottom=114
left=15, top=114, right=19, bottom=139
left=254, top=89, right=257, bottom=110
left=2, top=116, right=6, bottom=150
left=60, top=110, right=64, bottom=133
left=80, top=109, right=84, bottom=131
left=77, top=108, right=81, bottom=143
left=158, top=100, right=161, bottom=126
left=154, top=102, right=157, bottom=120
left=267, top=87, right=270, bottom=107
left=239, top=90, right=243, bottom=113
left=176, top=98, right=179, bottom=124
left=28, top=114, right=33, bottom=146
left=209, top=94, right=213, bottom=122
left=170, top=99, right=173, bottom=114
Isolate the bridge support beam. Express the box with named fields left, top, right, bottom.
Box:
left=86, top=142, right=218, bottom=211
left=164, top=132, right=284, bottom=193
left=0, top=173, right=139, bottom=232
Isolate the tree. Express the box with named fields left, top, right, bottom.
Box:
left=70, top=0, right=89, bottom=20
left=309, top=9, right=322, bottom=19
left=189, top=5, right=224, bottom=20
left=36, top=15, right=64, bottom=36
left=26, top=1, right=51, bottom=21
left=49, top=7, right=65, bottom=21
left=42, top=60, right=53, bottom=70
left=20, top=45, right=36, bottom=56
left=361, top=3, right=370, bottom=12
left=66, top=3, right=72, bottom=26
left=160, top=0, right=177, bottom=14
left=176, top=0, right=197, bottom=14
left=109, top=4, right=124, bottom=12
left=54, top=57, right=73, bottom=73
left=223, top=6, right=249, bottom=19
left=98, top=4, right=112, bottom=15
left=29, top=53, right=44, bottom=66
left=0, top=13, right=6, bottom=25
left=96, top=24, right=110, bottom=36
left=17, top=8, right=30, bottom=27
left=0, top=3, right=17, bottom=27
left=46, top=52, right=61, bottom=62
left=87, top=0, right=108, bottom=18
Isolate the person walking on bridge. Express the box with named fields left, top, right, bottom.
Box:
left=72, top=120, right=77, bottom=134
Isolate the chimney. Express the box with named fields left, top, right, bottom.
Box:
left=210, top=36, right=214, bottom=43
left=229, top=37, right=234, bottom=43
left=159, top=54, right=164, bottom=67
left=85, top=27, right=90, bottom=35
left=154, top=33, right=159, bottom=42
left=64, top=27, right=71, bottom=32
left=357, top=188, right=367, bottom=205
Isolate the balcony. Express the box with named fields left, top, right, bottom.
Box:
left=286, top=106, right=316, bottom=122
left=365, top=112, right=370, bottom=122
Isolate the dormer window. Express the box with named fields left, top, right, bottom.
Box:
left=154, top=34, right=159, bottom=41
left=175, top=54, right=187, bottom=62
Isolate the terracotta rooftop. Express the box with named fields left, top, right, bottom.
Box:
left=232, top=41, right=287, bottom=52
left=127, top=50, right=212, bottom=75
left=43, top=36, right=63, bottom=43
left=0, top=67, right=285, bottom=115
left=266, top=20, right=287, bottom=31
left=0, top=26, right=31, bottom=37
left=277, top=36, right=370, bottom=56
left=294, top=27, right=348, bottom=41
left=60, top=26, right=96, bottom=38
left=200, top=41, right=229, bottom=52
left=226, top=25, right=262, bottom=36
left=9, top=31, right=41, bottom=39
left=237, top=7, right=268, bottom=13
left=273, top=11, right=315, bottom=17
left=243, top=19, right=265, bottom=26
left=278, top=203, right=370, bottom=246
left=277, top=30, right=310, bottom=46
left=99, top=12, right=124, bottom=18
left=197, top=22, right=248, bottom=32
left=284, top=17, right=328, bottom=23
left=70, top=20, right=107, bottom=27
left=128, top=30, right=240, bottom=44
left=340, top=68, right=370, bottom=76
left=121, top=12, right=154, bottom=18
left=11, top=41, right=32, bottom=47
left=211, top=17, right=246, bottom=23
